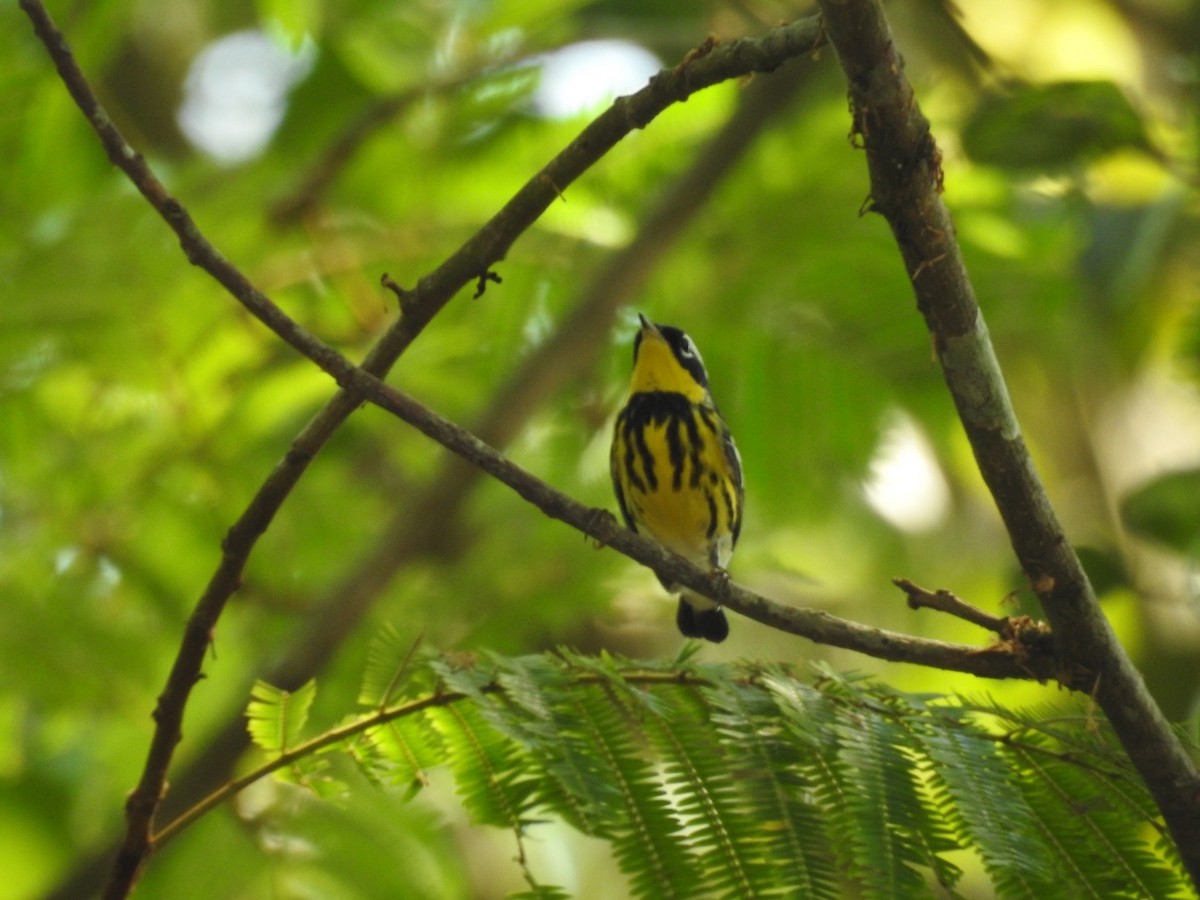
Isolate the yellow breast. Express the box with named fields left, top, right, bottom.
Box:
left=612, top=393, right=740, bottom=568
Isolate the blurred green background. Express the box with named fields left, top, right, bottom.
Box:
left=2, top=0, right=1198, bottom=896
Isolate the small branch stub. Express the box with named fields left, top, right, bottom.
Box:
left=473, top=269, right=503, bottom=299
left=893, top=577, right=1013, bottom=636
left=380, top=273, right=414, bottom=315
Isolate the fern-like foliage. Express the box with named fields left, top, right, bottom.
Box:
left=246, top=679, right=317, bottom=757
left=231, top=650, right=1196, bottom=899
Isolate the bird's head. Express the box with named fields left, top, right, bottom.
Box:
left=629, top=313, right=710, bottom=401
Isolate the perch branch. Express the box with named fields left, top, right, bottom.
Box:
left=815, top=0, right=1200, bottom=881
left=180, top=315, right=1077, bottom=683
left=243, top=351, right=1064, bottom=683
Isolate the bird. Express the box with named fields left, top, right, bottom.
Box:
left=610, top=314, right=744, bottom=642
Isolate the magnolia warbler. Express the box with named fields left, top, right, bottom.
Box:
left=610, top=314, right=744, bottom=642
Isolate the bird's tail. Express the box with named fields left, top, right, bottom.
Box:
left=676, top=593, right=729, bottom=643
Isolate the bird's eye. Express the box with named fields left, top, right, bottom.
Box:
left=679, top=338, right=696, bottom=358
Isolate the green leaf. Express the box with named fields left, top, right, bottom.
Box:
left=648, top=684, right=780, bottom=897
left=223, top=654, right=1189, bottom=898
left=835, top=714, right=937, bottom=897
left=487, top=655, right=626, bottom=835
left=358, top=624, right=423, bottom=708
left=245, top=679, right=317, bottom=756
left=428, top=700, right=538, bottom=829
left=570, top=681, right=702, bottom=899
left=962, top=81, right=1152, bottom=172
left=916, top=712, right=1055, bottom=895
left=707, top=677, right=840, bottom=898
left=358, top=712, right=443, bottom=797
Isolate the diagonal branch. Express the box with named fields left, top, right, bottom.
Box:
left=339, top=374, right=1060, bottom=685
left=814, top=0, right=1200, bottom=882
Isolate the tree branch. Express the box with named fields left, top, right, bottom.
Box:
left=248, top=351, right=1064, bottom=685
left=815, top=0, right=1200, bottom=882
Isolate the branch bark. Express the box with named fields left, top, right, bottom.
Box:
left=815, top=0, right=1200, bottom=883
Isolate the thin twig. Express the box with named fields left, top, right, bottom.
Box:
left=152, top=667, right=704, bottom=847
left=815, top=0, right=1200, bottom=882
left=892, top=577, right=1011, bottom=636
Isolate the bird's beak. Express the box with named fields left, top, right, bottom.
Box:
left=637, top=313, right=656, bottom=333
